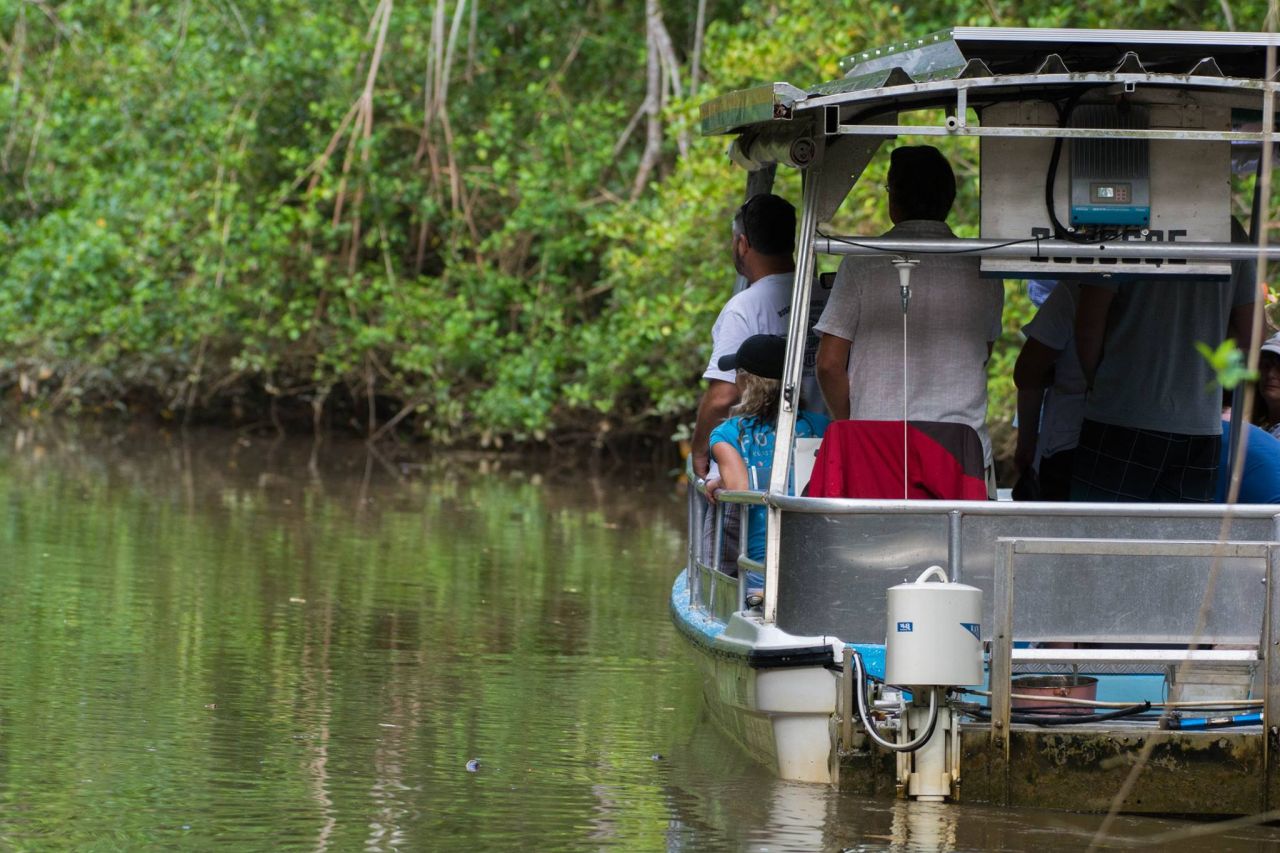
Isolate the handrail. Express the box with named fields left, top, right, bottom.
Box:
left=693, top=458, right=1280, bottom=518
left=764, top=493, right=1280, bottom=518
left=687, top=458, right=750, bottom=614
left=685, top=460, right=769, bottom=614
left=706, top=488, right=767, bottom=506
left=815, top=235, right=1280, bottom=262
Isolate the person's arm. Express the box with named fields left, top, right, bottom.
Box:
left=1012, top=338, right=1060, bottom=473
left=1228, top=302, right=1257, bottom=353
left=816, top=333, right=852, bottom=420
left=711, top=441, right=749, bottom=491
left=690, top=380, right=739, bottom=478
left=986, top=281, right=1004, bottom=365
left=1074, top=285, right=1115, bottom=388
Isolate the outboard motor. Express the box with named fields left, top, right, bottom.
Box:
left=879, top=567, right=983, bottom=801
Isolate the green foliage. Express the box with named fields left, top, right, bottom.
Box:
left=0, top=0, right=1275, bottom=451
left=1196, top=339, right=1259, bottom=390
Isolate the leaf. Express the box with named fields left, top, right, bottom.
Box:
left=1196, top=339, right=1258, bottom=390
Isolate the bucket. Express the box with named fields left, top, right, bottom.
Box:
left=1011, top=675, right=1098, bottom=713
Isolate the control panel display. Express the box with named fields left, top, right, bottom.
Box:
left=1091, top=183, right=1132, bottom=204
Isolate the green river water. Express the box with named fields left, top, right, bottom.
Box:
left=2, top=426, right=1280, bottom=850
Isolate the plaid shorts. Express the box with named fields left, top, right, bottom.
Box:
left=1069, top=419, right=1220, bottom=503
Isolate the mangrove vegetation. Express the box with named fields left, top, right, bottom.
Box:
left=0, top=0, right=1275, bottom=457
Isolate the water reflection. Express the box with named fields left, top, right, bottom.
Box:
left=0, top=423, right=1278, bottom=850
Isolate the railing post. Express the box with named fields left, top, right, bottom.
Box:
left=712, top=502, right=725, bottom=575
left=764, top=143, right=826, bottom=624
left=1267, top=523, right=1280, bottom=807
left=687, top=481, right=699, bottom=607
left=708, top=501, right=725, bottom=609
left=948, top=509, right=963, bottom=582
left=840, top=646, right=854, bottom=752
left=737, top=508, right=748, bottom=611
left=991, top=537, right=1016, bottom=806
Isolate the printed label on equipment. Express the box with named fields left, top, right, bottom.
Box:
left=961, top=622, right=981, bottom=640
left=896, top=621, right=913, bottom=632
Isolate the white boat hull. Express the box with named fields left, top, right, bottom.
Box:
left=671, top=569, right=840, bottom=783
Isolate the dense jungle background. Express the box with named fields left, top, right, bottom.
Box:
left=0, top=0, right=1275, bottom=459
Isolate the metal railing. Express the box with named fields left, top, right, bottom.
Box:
left=987, top=536, right=1280, bottom=749
left=685, top=461, right=768, bottom=617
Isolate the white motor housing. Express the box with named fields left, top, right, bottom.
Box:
left=885, top=566, right=983, bottom=687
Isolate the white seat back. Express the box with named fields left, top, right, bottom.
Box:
left=794, top=437, right=822, bottom=495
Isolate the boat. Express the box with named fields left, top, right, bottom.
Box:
left=671, top=26, right=1280, bottom=814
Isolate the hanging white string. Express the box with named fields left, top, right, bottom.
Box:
left=893, top=259, right=919, bottom=501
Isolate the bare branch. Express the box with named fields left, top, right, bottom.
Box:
left=611, top=100, right=646, bottom=159
left=690, top=0, right=706, bottom=96
left=1219, top=0, right=1236, bottom=30
left=465, top=0, right=478, bottom=82
left=631, top=0, right=670, bottom=197
left=2, top=7, right=27, bottom=174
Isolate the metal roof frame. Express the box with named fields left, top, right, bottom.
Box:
left=700, top=27, right=1280, bottom=140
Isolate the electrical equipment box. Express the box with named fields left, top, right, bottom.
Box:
left=979, top=97, right=1231, bottom=280
left=1069, top=105, right=1151, bottom=228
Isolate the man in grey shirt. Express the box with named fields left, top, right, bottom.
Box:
left=1073, top=264, right=1256, bottom=502
left=814, top=146, right=1004, bottom=470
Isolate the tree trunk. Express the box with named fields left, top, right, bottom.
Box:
left=690, top=0, right=706, bottom=96
left=630, top=0, right=663, bottom=199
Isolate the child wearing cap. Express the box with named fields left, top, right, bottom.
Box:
left=708, top=335, right=830, bottom=572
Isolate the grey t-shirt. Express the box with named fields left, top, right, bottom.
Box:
left=1083, top=272, right=1255, bottom=435
left=813, top=220, right=1005, bottom=465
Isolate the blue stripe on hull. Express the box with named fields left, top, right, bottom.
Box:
left=672, top=571, right=1181, bottom=708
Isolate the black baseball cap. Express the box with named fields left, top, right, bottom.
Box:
left=717, top=334, right=786, bottom=379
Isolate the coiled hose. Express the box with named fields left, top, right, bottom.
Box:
left=851, top=650, right=940, bottom=753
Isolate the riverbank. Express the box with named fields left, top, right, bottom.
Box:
left=0, top=390, right=1021, bottom=481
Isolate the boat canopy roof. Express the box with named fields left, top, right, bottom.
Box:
left=700, top=27, right=1280, bottom=140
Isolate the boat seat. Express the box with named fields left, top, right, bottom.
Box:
left=794, top=437, right=821, bottom=495
left=805, top=420, right=987, bottom=500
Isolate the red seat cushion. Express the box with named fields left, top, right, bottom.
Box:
left=805, top=420, right=988, bottom=500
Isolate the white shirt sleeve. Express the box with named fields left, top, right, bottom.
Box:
left=1022, top=284, right=1074, bottom=352
left=812, top=257, right=860, bottom=341
left=703, top=301, right=751, bottom=383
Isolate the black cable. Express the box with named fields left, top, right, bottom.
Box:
left=815, top=229, right=1045, bottom=256
left=852, top=651, right=940, bottom=752
left=1044, top=93, right=1079, bottom=241
left=1044, top=87, right=1123, bottom=245
left=968, top=701, right=1151, bottom=727
left=1004, top=703, right=1260, bottom=715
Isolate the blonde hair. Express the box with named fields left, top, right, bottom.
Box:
left=731, top=372, right=782, bottom=425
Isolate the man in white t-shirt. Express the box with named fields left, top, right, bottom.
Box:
left=690, top=194, right=796, bottom=479
left=814, top=146, right=1004, bottom=471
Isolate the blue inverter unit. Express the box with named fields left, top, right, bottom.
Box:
left=1069, top=105, right=1151, bottom=228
